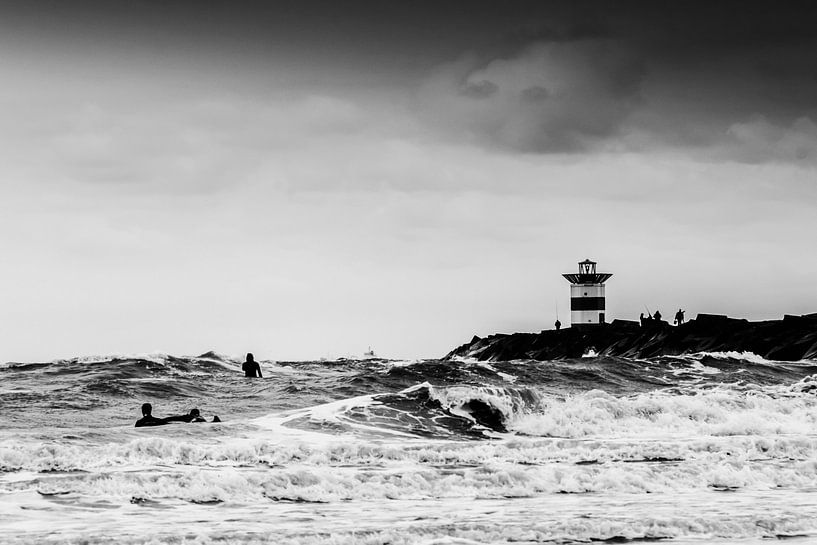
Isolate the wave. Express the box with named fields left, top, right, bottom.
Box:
left=4, top=351, right=817, bottom=395
left=692, top=350, right=776, bottom=365
left=512, top=383, right=817, bottom=439
left=386, top=356, right=817, bottom=398
left=3, top=375, right=816, bottom=544
left=4, top=353, right=817, bottom=437
left=249, top=382, right=551, bottom=441
left=7, top=354, right=817, bottom=438
left=0, top=353, right=247, bottom=407
left=1, top=351, right=242, bottom=374
left=5, top=352, right=817, bottom=545
left=244, top=371, right=817, bottom=445
left=4, top=513, right=817, bottom=545
left=23, top=456, right=817, bottom=502
left=3, top=430, right=817, bottom=498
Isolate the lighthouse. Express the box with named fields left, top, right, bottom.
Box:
left=562, top=259, right=613, bottom=326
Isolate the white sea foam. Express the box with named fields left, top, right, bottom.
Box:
left=472, top=362, right=517, bottom=383
left=447, top=355, right=482, bottom=364
left=249, top=392, right=428, bottom=443
left=62, top=352, right=175, bottom=365
left=4, top=416, right=817, bottom=545
left=693, top=351, right=774, bottom=364
left=427, top=384, right=522, bottom=425
left=378, top=359, right=424, bottom=369
left=3, top=491, right=816, bottom=544
left=4, top=417, right=816, bottom=500
left=688, top=360, right=721, bottom=375
left=4, top=434, right=817, bottom=502
left=511, top=386, right=817, bottom=439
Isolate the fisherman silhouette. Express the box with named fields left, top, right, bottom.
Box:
left=242, top=353, right=263, bottom=378
left=555, top=319, right=561, bottom=331
left=653, top=310, right=662, bottom=322
left=674, top=309, right=685, bottom=325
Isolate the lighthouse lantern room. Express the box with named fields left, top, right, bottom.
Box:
left=562, top=259, right=613, bottom=326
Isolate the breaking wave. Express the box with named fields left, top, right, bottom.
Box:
left=3, top=351, right=817, bottom=544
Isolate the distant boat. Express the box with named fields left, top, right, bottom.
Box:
left=363, top=346, right=377, bottom=359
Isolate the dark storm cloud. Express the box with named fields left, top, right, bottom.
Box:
left=418, top=40, right=646, bottom=153
left=408, top=2, right=817, bottom=157
left=3, top=1, right=817, bottom=161
left=460, top=80, right=499, bottom=99
left=409, top=1, right=817, bottom=159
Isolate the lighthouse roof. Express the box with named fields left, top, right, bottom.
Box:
left=563, top=258, right=612, bottom=284
left=563, top=272, right=613, bottom=284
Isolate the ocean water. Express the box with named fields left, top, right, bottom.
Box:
left=1, top=351, right=817, bottom=544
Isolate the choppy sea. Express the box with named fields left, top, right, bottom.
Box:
left=1, top=351, right=817, bottom=544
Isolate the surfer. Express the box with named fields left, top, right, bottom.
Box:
left=242, top=353, right=263, bottom=378
left=135, top=405, right=220, bottom=426
left=134, top=403, right=167, bottom=427
left=163, top=408, right=207, bottom=423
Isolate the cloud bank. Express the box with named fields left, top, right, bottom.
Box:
left=418, top=40, right=644, bottom=153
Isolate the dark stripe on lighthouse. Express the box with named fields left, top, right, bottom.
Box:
left=570, top=297, right=606, bottom=311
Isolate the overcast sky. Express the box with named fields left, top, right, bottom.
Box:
left=1, top=1, right=816, bottom=362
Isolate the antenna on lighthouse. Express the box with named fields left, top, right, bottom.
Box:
left=562, top=259, right=613, bottom=327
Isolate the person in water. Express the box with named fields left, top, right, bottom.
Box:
left=135, top=404, right=220, bottom=427
left=187, top=408, right=220, bottom=423
left=135, top=403, right=167, bottom=427
left=242, top=353, right=262, bottom=378
left=163, top=408, right=207, bottom=423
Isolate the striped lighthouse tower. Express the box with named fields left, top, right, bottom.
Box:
left=562, top=259, right=613, bottom=326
